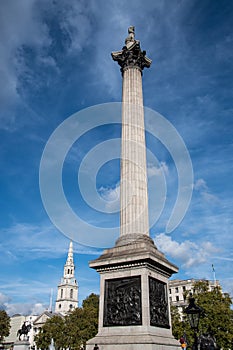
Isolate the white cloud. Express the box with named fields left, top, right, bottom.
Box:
left=98, top=183, right=120, bottom=201
left=194, top=178, right=208, bottom=191
left=59, top=1, right=92, bottom=53
left=154, top=233, right=219, bottom=268
left=98, top=183, right=120, bottom=211
left=0, top=222, right=101, bottom=264
left=0, top=0, right=94, bottom=130
left=0, top=291, right=46, bottom=316
left=220, top=278, right=233, bottom=299
left=0, top=0, right=51, bottom=128
left=0, top=292, right=10, bottom=306
left=201, top=191, right=219, bottom=203
left=0, top=221, right=102, bottom=315
left=5, top=302, right=47, bottom=317
left=31, top=303, right=46, bottom=315
left=194, top=178, right=219, bottom=204
left=147, top=161, right=168, bottom=178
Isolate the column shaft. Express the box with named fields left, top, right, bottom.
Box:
left=120, top=67, right=149, bottom=237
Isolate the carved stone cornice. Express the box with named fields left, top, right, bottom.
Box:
left=111, top=40, right=152, bottom=74
left=89, top=239, right=178, bottom=277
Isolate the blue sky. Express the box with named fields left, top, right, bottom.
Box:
left=0, top=0, right=233, bottom=316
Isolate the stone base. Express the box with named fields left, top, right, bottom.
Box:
left=13, top=340, right=30, bottom=350
left=86, top=328, right=180, bottom=350
left=86, top=235, right=179, bottom=350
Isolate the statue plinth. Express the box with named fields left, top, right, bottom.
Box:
left=13, top=340, right=30, bottom=350
left=87, top=238, right=179, bottom=350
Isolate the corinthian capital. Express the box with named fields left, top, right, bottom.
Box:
left=112, top=27, right=152, bottom=74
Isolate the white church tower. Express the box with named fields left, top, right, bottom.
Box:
left=55, top=241, right=78, bottom=315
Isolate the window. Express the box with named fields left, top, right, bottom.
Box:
left=61, top=289, right=63, bottom=298
left=169, top=289, right=171, bottom=294
left=70, top=289, right=73, bottom=299
left=175, top=287, right=179, bottom=293
left=69, top=304, right=73, bottom=309
left=183, top=286, right=186, bottom=291
left=176, top=296, right=179, bottom=301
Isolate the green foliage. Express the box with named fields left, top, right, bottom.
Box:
left=64, top=293, right=99, bottom=349
left=193, top=281, right=233, bottom=350
left=171, top=280, right=233, bottom=350
left=34, top=315, right=66, bottom=350
left=170, top=305, right=194, bottom=347
left=34, top=293, right=99, bottom=350
left=82, top=293, right=99, bottom=311
left=0, top=310, right=11, bottom=342
left=170, top=304, right=183, bottom=339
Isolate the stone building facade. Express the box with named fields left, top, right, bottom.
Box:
left=168, top=278, right=220, bottom=316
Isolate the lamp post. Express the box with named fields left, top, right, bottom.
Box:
left=185, top=295, right=203, bottom=350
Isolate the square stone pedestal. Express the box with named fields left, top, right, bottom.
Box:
left=86, top=235, right=180, bottom=350
left=13, top=340, right=30, bottom=350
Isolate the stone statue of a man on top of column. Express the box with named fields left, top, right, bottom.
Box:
left=125, top=26, right=137, bottom=49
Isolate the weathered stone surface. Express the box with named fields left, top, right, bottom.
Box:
left=111, top=26, right=151, bottom=74
left=87, top=240, right=179, bottom=350
left=86, top=27, right=179, bottom=350
left=13, top=341, right=30, bottom=350
left=120, top=67, right=150, bottom=240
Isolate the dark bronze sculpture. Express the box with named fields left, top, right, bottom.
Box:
left=103, top=276, right=142, bottom=326
left=17, top=321, right=32, bottom=341
left=111, top=26, right=151, bottom=74
left=149, top=277, right=170, bottom=328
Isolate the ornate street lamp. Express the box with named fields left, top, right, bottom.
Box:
left=185, top=295, right=203, bottom=350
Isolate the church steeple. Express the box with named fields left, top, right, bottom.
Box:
left=64, top=241, right=75, bottom=279
left=55, top=241, right=78, bottom=315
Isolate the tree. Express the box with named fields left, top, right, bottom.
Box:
left=82, top=293, right=99, bottom=310
left=81, top=293, right=99, bottom=343
left=0, top=309, right=10, bottom=343
left=170, top=304, right=184, bottom=339
left=171, top=280, right=233, bottom=350
left=64, top=293, right=99, bottom=349
left=170, top=304, right=194, bottom=348
left=34, top=315, right=66, bottom=350
left=193, top=281, right=233, bottom=350
left=34, top=293, right=99, bottom=350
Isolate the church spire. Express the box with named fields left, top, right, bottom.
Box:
left=55, top=240, right=78, bottom=315
left=64, top=241, right=75, bottom=278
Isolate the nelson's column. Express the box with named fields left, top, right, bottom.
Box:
left=86, top=27, right=179, bottom=350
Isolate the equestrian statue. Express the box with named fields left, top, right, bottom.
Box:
left=17, top=321, right=32, bottom=341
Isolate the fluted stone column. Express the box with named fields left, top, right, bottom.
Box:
left=120, top=67, right=149, bottom=237
left=87, top=27, right=179, bottom=350
left=112, top=26, right=152, bottom=246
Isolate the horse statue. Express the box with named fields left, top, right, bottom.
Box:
left=17, top=321, right=32, bottom=341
